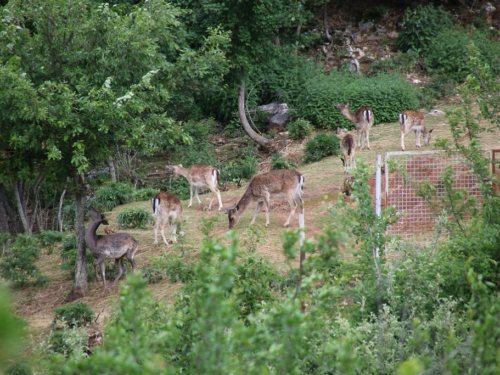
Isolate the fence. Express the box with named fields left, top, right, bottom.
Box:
left=378, top=150, right=484, bottom=241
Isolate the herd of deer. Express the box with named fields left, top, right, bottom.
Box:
left=85, top=103, right=433, bottom=294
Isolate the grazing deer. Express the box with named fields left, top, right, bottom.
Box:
left=340, top=133, right=356, bottom=172
left=166, top=164, right=223, bottom=211
left=398, top=110, right=434, bottom=151
left=151, top=191, right=183, bottom=246
left=84, top=206, right=138, bottom=294
left=225, top=169, right=304, bottom=228
left=334, top=103, right=374, bottom=150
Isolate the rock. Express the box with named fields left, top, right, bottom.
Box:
left=427, top=109, right=445, bottom=116
left=258, top=102, right=290, bottom=133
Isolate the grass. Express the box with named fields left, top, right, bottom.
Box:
left=10, top=104, right=500, bottom=337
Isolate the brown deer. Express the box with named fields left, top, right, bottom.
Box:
left=84, top=206, right=138, bottom=294
left=166, top=164, right=223, bottom=211
left=398, top=110, right=434, bottom=151
left=335, top=103, right=374, bottom=150
left=225, top=169, right=304, bottom=228
left=151, top=191, right=184, bottom=246
left=340, top=133, right=356, bottom=173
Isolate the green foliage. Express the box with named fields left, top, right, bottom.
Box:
left=4, top=362, right=33, bottom=375
left=133, top=187, right=158, bottom=201
left=36, top=230, right=64, bottom=255
left=116, top=208, right=154, bottom=229
left=153, top=254, right=195, bottom=283
left=292, top=71, right=420, bottom=129
left=60, top=235, right=95, bottom=281
left=48, top=329, right=89, bottom=359
left=0, top=232, right=11, bottom=258
left=220, top=155, right=258, bottom=185
left=270, top=153, right=297, bottom=170
left=90, top=181, right=135, bottom=212
left=0, top=235, right=48, bottom=288
left=395, top=4, right=454, bottom=55
left=141, top=266, right=164, bottom=284
left=52, top=302, right=95, bottom=328
left=303, top=133, right=340, bottom=163
left=368, top=50, right=420, bottom=75
left=287, top=118, right=313, bottom=140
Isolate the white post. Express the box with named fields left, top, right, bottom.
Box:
left=375, top=154, right=382, bottom=258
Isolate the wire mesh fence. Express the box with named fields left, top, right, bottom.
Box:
left=382, top=150, right=484, bottom=241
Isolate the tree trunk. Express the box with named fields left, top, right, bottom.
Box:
left=238, top=78, right=274, bottom=150
left=58, top=186, right=67, bottom=232
left=0, top=184, right=10, bottom=234
left=14, top=180, right=31, bottom=234
left=108, top=155, right=117, bottom=182
left=74, top=175, right=88, bottom=294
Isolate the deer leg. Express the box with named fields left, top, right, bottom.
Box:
left=415, top=129, right=421, bottom=147
left=216, top=189, right=223, bottom=211
left=365, top=128, right=370, bottom=150
left=98, top=261, right=107, bottom=294
left=153, top=217, right=159, bottom=245
left=169, top=217, right=177, bottom=243
left=188, top=184, right=194, bottom=208
left=401, top=132, right=405, bottom=151
left=195, top=187, right=202, bottom=205
left=250, top=201, right=264, bottom=225
left=110, top=258, right=124, bottom=290
left=357, top=128, right=362, bottom=148
left=263, top=195, right=271, bottom=227
left=283, top=196, right=298, bottom=227
left=160, top=219, right=169, bottom=246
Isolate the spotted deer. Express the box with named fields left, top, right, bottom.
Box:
left=335, top=103, right=374, bottom=150
left=340, top=133, right=356, bottom=172
left=84, top=206, right=138, bottom=294
left=225, top=169, right=304, bottom=228
left=398, top=110, right=434, bottom=151
left=166, top=164, right=223, bottom=211
left=151, top=191, right=183, bottom=246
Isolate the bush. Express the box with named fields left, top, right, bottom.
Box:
left=292, top=71, right=420, bottom=129
left=36, top=231, right=64, bottom=255
left=303, top=133, right=341, bottom=163
left=116, top=208, right=154, bottom=229
left=0, top=232, right=11, bottom=258
left=52, top=302, right=95, bottom=328
left=133, top=187, right=158, bottom=201
left=287, top=118, right=313, bottom=140
left=271, top=153, right=297, bottom=170
left=368, top=50, right=420, bottom=75
left=141, top=266, right=164, bottom=284
left=4, top=362, right=32, bottom=375
left=60, top=235, right=95, bottom=281
left=89, top=181, right=135, bottom=212
left=0, top=235, right=48, bottom=288
left=221, top=155, right=258, bottom=185
left=395, top=4, right=454, bottom=55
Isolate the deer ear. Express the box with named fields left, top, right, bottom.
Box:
left=347, top=102, right=351, bottom=107
left=429, top=129, right=434, bottom=134
left=225, top=208, right=230, bottom=215
left=179, top=164, right=183, bottom=168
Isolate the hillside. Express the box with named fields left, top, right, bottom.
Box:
left=14, top=103, right=500, bottom=336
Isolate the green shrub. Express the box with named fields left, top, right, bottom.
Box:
left=90, top=181, right=135, bottom=212
left=153, top=255, right=194, bottom=283
left=271, top=153, right=297, bottom=170
left=52, top=302, right=95, bottom=328
left=0, top=232, right=11, bottom=258
left=141, top=266, right=164, bottom=284
left=60, top=235, right=95, bottom=281
left=133, top=187, right=158, bottom=201
left=36, top=231, right=64, bottom=255
left=303, top=133, right=341, bottom=163
left=221, top=155, right=258, bottom=185
left=292, top=71, right=420, bottom=129
left=395, top=4, right=454, bottom=55
left=116, top=208, right=154, bottom=229
left=287, top=118, right=313, bottom=140
left=0, top=235, right=48, bottom=288
left=4, top=362, right=33, bottom=375
left=368, top=50, right=420, bottom=75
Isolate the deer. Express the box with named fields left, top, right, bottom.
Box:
left=398, top=110, right=434, bottom=151
left=334, top=102, right=374, bottom=150
left=340, top=133, right=356, bottom=172
left=166, top=164, right=223, bottom=211
left=84, top=206, right=138, bottom=294
left=151, top=191, right=184, bottom=246
left=225, top=169, right=304, bottom=229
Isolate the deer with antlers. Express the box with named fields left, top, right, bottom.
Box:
left=84, top=206, right=138, bottom=294
left=151, top=191, right=184, bottom=246
left=225, top=169, right=304, bottom=228
left=398, top=110, right=434, bottom=151
left=334, top=103, right=374, bottom=150
left=166, top=164, right=223, bottom=211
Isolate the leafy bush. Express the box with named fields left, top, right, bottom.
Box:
left=368, top=50, right=420, bottom=75
left=303, top=133, right=341, bottom=163
left=133, top=187, right=158, bottom=201
left=0, top=232, right=11, bottom=258
left=271, top=153, right=297, bottom=170
left=292, top=71, right=420, bottom=129
left=48, top=329, right=89, bottom=359
left=0, top=235, right=48, bottom=288
left=221, top=155, right=258, bottom=185
left=116, top=208, right=154, bottom=229
left=287, top=118, right=313, bottom=140
left=4, top=362, right=33, bottom=375
left=52, top=302, right=95, bottom=328
left=89, top=181, right=135, bottom=212
left=60, top=235, right=95, bottom=281
left=395, top=4, right=454, bottom=55
left=141, top=266, right=164, bottom=284
left=36, top=231, right=64, bottom=255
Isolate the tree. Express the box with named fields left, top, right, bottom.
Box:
left=0, top=0, right=229, bottom=294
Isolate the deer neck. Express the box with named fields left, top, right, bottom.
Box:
left=176, top=166, right=189, bottom=178
left=343, top=110, right=357, bottom=122
left=235, top=187, right=254, bottom=215
left=85, top=220, right=102, bottom=250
